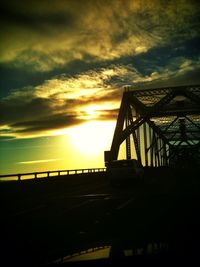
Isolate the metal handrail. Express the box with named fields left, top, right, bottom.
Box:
left=0, top=168, right=107, bottom=181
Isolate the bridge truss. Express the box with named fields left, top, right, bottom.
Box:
left=105, top=84, right=200, bottom=167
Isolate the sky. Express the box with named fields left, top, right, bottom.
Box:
left=0, top=0, right=200, bottom=175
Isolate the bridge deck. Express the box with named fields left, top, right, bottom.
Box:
left=0, top=169, right=200, bottom=266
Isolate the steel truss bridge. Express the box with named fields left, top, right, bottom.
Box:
left=105, top=84, right=200, bottom=168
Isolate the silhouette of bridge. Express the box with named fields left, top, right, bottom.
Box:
left=105, top=84, right=200, bottom=168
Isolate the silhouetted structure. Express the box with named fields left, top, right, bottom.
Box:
left=105, top=85, right=200, bottom=168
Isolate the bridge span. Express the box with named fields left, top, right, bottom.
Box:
left=105, top=84, right=200, bottom=168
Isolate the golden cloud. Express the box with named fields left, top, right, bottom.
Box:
left=1, top=0, right=199, bottom=71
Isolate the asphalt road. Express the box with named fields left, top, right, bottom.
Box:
left=0, top=170, right=200, bottom=266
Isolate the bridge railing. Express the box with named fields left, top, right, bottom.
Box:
left=0, top=168, right=107, bottom=182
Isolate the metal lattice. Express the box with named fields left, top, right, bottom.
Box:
left=105, top=84, right=200, bottom=167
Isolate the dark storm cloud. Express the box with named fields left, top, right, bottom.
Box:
left=0, top=97, right=54, bottom=125
left=10, top=114, right=84, bottom=134
left=0, top=2, right=74, bottom=29
left=0, top=0, right=80, bottom=38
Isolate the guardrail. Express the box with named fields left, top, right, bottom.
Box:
left=0, top=168, right=107, bottom=182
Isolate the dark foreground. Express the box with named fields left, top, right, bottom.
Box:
left=0, top=167, right=200, bottom=266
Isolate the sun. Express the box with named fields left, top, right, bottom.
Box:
left=66, top=120, right=115, bottom=156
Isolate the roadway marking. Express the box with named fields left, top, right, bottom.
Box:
left=116, top=197, right=135, bottom=210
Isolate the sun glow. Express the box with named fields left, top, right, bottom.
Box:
left=77, top=104, right=116, bottom=120
left=66, top=120, right=115, bottom=156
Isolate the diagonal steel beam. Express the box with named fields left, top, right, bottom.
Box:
left=120, top=94, right=176, bottom=143
left=181, top=89, right=200, bottom=106
left=110, top=93, right=129, bottom=160
left=108, top=85, right=200, bottom=164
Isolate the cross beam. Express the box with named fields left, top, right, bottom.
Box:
left=105, top=84, right=200, bottom=167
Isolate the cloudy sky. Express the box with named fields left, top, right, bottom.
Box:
left=0, top=0, right=200, bottom=175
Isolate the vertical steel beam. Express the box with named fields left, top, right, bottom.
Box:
left=160, top=138, right=163, bottom=166
left=106, top=85, right=200, bottom=167
left=136, top=111, right=141, bottom=163
left=127, top=106, right=142, bottom=165
left=125, top=114, right=131, bottom=160
left=150, top=128, right=154, bottom=167
left=110, top=93, right=128, bottom=160
left=144, top=122, right=148, bottom=166
left=156, top=135, right=161, bottom=167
